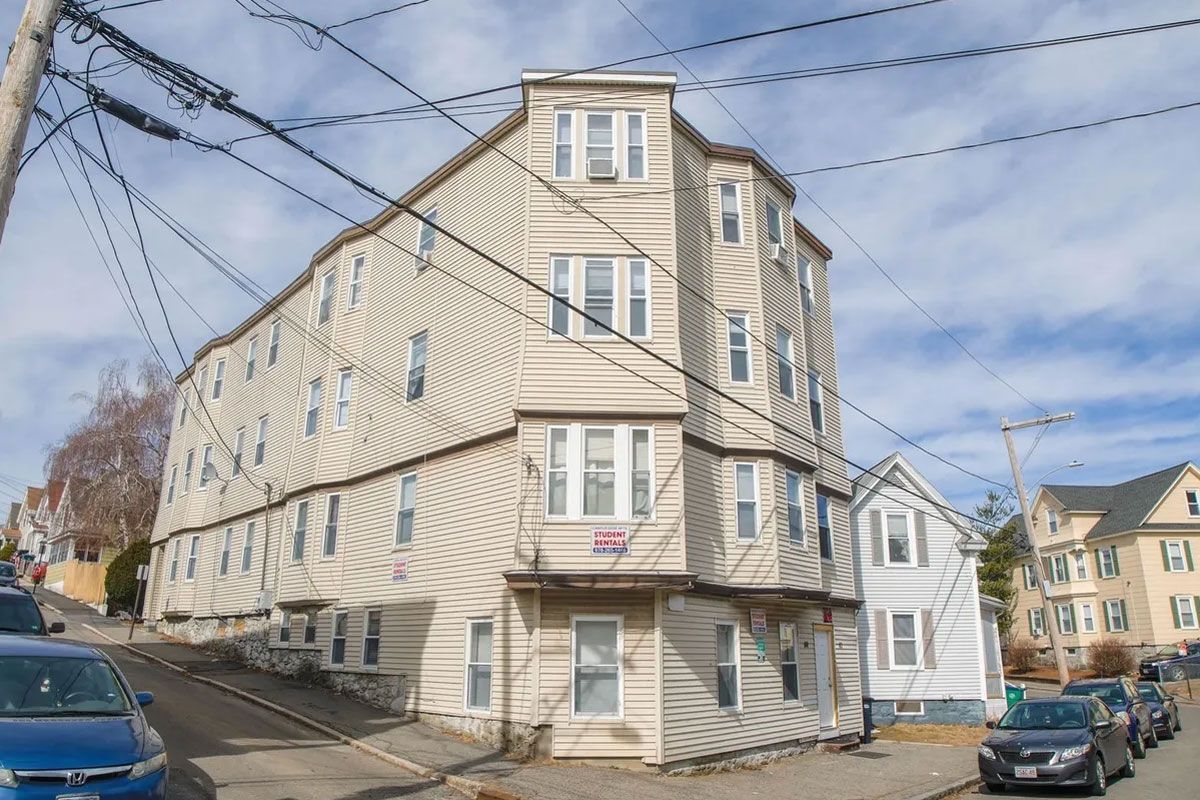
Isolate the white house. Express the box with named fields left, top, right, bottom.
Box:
left=851, top=453, right=1006, bottom=725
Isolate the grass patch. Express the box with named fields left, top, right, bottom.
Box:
left=873, top=723, right=988, bottom=747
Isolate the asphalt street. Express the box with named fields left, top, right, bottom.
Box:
left=37, top=597, right=458, bottom=800
left=955, top=685, right=1199, bottom=799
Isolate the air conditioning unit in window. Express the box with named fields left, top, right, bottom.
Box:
left=255, top=590, right=274, bottom=611
left=415, top=249, right=434, bottom=270
left=586, top=157, right=617, bottom=179
left=770, top=242, right=791, bottom=266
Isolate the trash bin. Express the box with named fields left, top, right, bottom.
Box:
left=861, top=697, right=873, bottom=743
left=1005, top=682, right=1026, bottom=708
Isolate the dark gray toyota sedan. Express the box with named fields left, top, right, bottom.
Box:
left=978, top=696, right=1134, bottom=796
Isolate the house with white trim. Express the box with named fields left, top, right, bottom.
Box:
left=851, top=453, right=1006, bottom=725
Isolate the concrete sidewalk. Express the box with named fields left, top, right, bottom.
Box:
left=41, top=591, right=980, bottom=800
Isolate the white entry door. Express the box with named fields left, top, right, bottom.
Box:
left=814, top=627, right=837, bottom=731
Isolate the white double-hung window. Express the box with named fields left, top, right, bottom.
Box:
left=415, top=208, right=437, bottom=268
left=232, top=428, right=244, bottom=478
left=798, top=256, right=815, bottom=314
left=1164, top=540, right=1189, bottom=572
left=219, top=527, right=233, bottom=576
left=734, top=462, right=759, bottom=541
left=465, top=619, right=493, bottom=711
left=347, top=254, right=365, bottom=309
left=553, top=110, right=574, bottom=179
left=304, top=378, right=322, bottom=438
left=1174, top=596, right=1198, bottom=629
left=544, top=424, right=654, bottom=520
left=716, top=620, right=740, bottom=708
left=572, top=616, right=622, bottom=717
left=1080, top=602, right=1096, bottom=633
left=627, top=259, right=649, bottom=337
left=1023, top=563, right=1037, bottom=590
left=786, top=470, right=805, bottom=546
left=775, top=326, right=795, bottom=399
left=1047, top=509, right=1059, bottom=534
left=583, top=258, right=615, bottom=337
left=254, top=416, right=268, bottom=466
left=322, top=494, right=341, bottom=558
left=182, top=450, right=194, bottom=495
left=168, top=539, right=180, bottom=582
left=548, top=257, right=572, bottom=337
left=406, top=332, right=427, bottom=401
left=211, top=359, right=225, bottom=400
left=333, top=369, right=352, bottom=430
left=726, top=312, right=751, bottom=383
left=718, top=183, right=741, bottom=244
left=166, top=466, right=177, bottom=505
left=184, top=534, right=200, bottom=582
left=363, top=610, right=382, bottom=667
left=292, top=500, right=309, bottom=562
left=766, top=201, right=783, bottom=246
left=808, top=370, right=825, bottom=433
left=241, top=521, right=255, bottom=573
left=1075, top=552, right=1088, bottom=579
left=318, top=270, right=337, bottom=325
left=245, top=337, right=258, bottom=382
left=890, top=611, right=920, bottom=668
left=267, top=319, right=281, bottom=367
left=885, top=511, right=915, bottom=565
left=198, top=445, right=214, bottom=490
left=780, top=622, right=800, bottom=702
left=1187, top=489, right=1200, bottom=517
left=394, top=473, right=417, bottom=547
left=584, top=111, right=615, bottom=175
left=624, top=111, right=645, bottom=179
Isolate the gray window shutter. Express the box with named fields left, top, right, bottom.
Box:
left=921, top=608, right=936, bottom=669
left=869, top=509, right=884, bottom=566
left=915, top=511, right=929, bottom=567
left=875, top=609, right=890, bottom=670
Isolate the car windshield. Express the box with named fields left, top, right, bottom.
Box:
left=998, top=702, right=1088, bottom=730
left=1136, top=684, right=1160, bottom=702
left=0, top=564, right=14, bottom=578
left=0, top=655, right=132, bottom=717
left=1062, top=684, right=1125, bottom=706
left=1153, top=646, right=1181, bottom=657
left=0, top=596, right=44, bottom=634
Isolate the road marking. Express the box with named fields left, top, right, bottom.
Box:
left=80, top=623, right=519, bottom=800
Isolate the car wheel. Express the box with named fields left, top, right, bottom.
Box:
left=1132, top=727, right=1147, bottom=759
left=984, top=782, right=1006, bottom=794
left=1160, top=722, right=1175, bottom=740
left=1174, top=713, right=1182, bottom=732
left=1090, top=756, right=1107, bottom=796
left=1167, top=665, right=1186, bottom=682
left=1120, top=743, right=1135, bottom=778
left=1147, top=724, right=1159, bottom=748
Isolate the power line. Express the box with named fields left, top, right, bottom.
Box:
left=325, top=0, right=433, bottom=31
left=57, top=6, right=1007, bottom=529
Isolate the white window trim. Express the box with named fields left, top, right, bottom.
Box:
left=245, top=337, right=258, bottom=382
left=817, top=493, right=834, bottom=563
left=581, top=425, right=619, bottom=520
left=333, top=369, right=352, bottom=431
left=167, top=538, right=180, bottom=583
left=1047, top=509, right=1059, bottom=534
left=582, top=257, right=616, bottom=340
left=715, top=618, right=742, bottom=711
left=166, top=466, right=177, bottom=505
left=732, top=461, right=760, bottom=543
left=895, top=700, right=925, bottom=716
left=292, top=500, right=309, bottom=563
left=267, top=319, right=281, bottom=368
left=626, top=257, right=651, bottom=339
left=726, top=312, right=752, bottom=384
left=318, top=270, right=337, bottom=325
left=776, top=326, right=796, bottom=400
left=584, top=110, right=616, bottom=175
left=321, top=493, right=341, bottom=560
left=622, top=110, right=647, bottom=182
left=211, top=358, right=225, bottom=401
left=254, top=415, right=268, bottom=466
left=888, top=609, right=923, bottom=671
left=184, top=534, right=201, bottom=583
left=570, top=613, right=624, bottom=720
left=766, top=201, right=783, bottom=245
left=1051, top=553, right=1069, bottom=583
left=198, top=444, right=214, bottom=492
left=219, top=526, right=233, bottom=577
left=361, top=608, right=382, bottom=670
left=304, top=378, right=322, bottom=439
left=717, top=182, right=743, bottom=245
left=882, top=509, right=918, bottom=567
left=1165, top=540, right=1187, bottom=572
left=544, top=424, right=647, bottom=522
left=1080, top=602, right=1096, bottom=634
left=780, top=621, right=801, bottom=704
left=347, top=254, right=365, bottom=310
left=1176, top=596, right=1199, bottom=629
left=547, top=255, right=573, bottom=339
left=415, top=207, right=437, bottom=268
left=545, top=426, right=570, bottom=519
left=231, top=428, right=245, bottom=478
left=1098, top=547, right=1116, bottom=578
left=798, top=255, right=815, bottom=315
left=1186, top=488, right=1200, bottom=517
left=393, top=472, right=417, bottom=549
left=785, top=469, right=805, bottom=548
left=241, top=521, right=255, bottom=574
left=1023, top=563, right=1037, bottom=590
left=330, top=609, right=348, bottom=667
left=406, top=331, right=427, bottom=402
left=1104, top=599, right=1126, bottom=632
left=629, top=426, right=655, bottom=521
left=1074, top=551, right=1088, bottom=580
left=1055, top=603, right=1075, bottom=635
left=463, top=617, right=494, bottom=713
left=808, top=369, right=826, bottom=434
left=1030, top=607, right=1045, bottom=636
left=279, top=610, right=292, bottom=645
left=553, top=109, right=574, bottom=180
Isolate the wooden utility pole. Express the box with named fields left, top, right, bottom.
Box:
left=1001, top=411, right=1076, bottom=688
left=0, top=0, right=65, bottom=248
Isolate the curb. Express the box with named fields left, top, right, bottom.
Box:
left=901, top=774, right=980, bottom=800
left=82, top=623, right=521, bottom=800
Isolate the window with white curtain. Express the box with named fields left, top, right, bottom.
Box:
left=406, top=332, right=427, bottom=400
left=546, top=427, right=569, bottom=517
left=630, top=427, right=653, bottom=519
left=584, top=112, right=614, bottom=166
left=572, top=616, right=621, bottom=717
left=198, top=445, right=213, bottom=490
left=544, top=425, right=652, bottom=520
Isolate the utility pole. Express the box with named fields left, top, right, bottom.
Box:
left=0, top=0, right=65, bottom=247
left=1001, top=411, right=1076, bottom=688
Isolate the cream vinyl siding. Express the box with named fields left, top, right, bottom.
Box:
left=539, top=591, right=657, bottom=758
left=800, top=248, right=849, bottom=497
left=661, top=595, right=860, bottom=762
left=1134, top=533, right=1200, bottom=643
left=517, top=83, right=686, bottom=416
left=775, top=468, right=822, bottom=589
left=852, top=463, right=987, bottom=703
left=1144, top=465, right=1200, bottom=524
left=681, top=443, right=725, bottom=582
left=516, top=421, right=684, bottom=573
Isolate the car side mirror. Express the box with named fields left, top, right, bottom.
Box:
left=135, top=691, right=154, bottom=707
left=985, top=720, right=996, bottom=729
left=48, top=621, right=65, bottom=634
left=1095, top=719, right=1114, bottom=730
left=1164, top=694, right=1174, bottom=701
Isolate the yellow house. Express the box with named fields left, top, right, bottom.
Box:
left=1011, top=462, right=1200, bottom=661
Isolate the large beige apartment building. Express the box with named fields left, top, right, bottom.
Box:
left=1011, top=462, right=1200, bottom=660
left=143, top=69, right=861, bottom=768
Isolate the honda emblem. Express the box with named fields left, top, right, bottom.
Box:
left=66, top=771, right=87, bottom=787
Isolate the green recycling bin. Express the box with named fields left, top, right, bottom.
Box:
left=1005, top=683, right=1026, bottom=708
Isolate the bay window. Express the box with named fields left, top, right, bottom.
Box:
left=543, top=424, right=654, bottom=520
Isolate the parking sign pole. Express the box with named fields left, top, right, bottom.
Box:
left=129, top=563, right=148, bottom=641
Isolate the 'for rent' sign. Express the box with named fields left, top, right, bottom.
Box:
left=591, top=527, right=630, bottom=556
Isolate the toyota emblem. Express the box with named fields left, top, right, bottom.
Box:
left=1019, top=748, right=1031, bottom=759
left=66, top=771, right=87, bottom=787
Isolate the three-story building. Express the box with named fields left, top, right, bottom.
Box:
left=144, top=69, right=861, bottom=768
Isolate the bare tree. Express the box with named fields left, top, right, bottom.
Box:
left=44, top=356, right=172, bottom=549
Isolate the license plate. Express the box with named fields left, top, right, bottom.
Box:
left=1014, top=766, right=1038, bottom=779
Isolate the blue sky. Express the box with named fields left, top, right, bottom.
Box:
left=1, top=0, right=1197, bottom=514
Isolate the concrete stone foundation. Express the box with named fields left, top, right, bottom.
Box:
left=413, top=710, right=541, bottom=758
left=662, top=739, right=817, bottom=776
left=870, top=698, right=986, bottom=727
left=156, top=614, right=404, bottom=713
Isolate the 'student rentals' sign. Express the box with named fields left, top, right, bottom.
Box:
left=591, top=527, right=630, bottom=556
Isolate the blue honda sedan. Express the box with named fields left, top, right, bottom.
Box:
left=0, top=637, right=167, bottom=798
